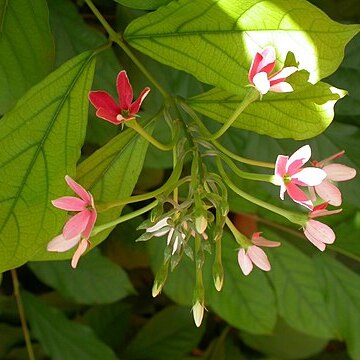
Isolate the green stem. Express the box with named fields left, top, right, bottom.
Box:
left=178, top=99, right=274, bottom=169
left=225, top=217, right=249, bottom=247
left=126, top=120, right=174, bottom=151
left=92, top=200, right=158, bottom=236
left=205, top=88, right=259, bottom=140
left=216, top=159, right=306, bottom=225
left=11, top=270, right=36, bottom=360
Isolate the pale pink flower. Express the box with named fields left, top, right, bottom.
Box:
left=88, top=70, right=150, bottom=125
left=237, top=232, right=280, bottom=276
left=248, top=46, right=297, bottom=95
left=303, top=203, right=342, bottom=251
left=274, top=145, right=327, bottom=210
left=309, top=151, right=356, bottom=206
left=47, top=176, right=97, bottom=268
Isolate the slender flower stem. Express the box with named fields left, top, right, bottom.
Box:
left=92, top=200, right=158, bottom=236
left=205, top=88, right=259, bottom=140
left=216, top=159, right=307, bottom=225
left=126, top=120, right=174, bottom=151
left=11, top=270, right=36, bottom=360
left=178, top=99, right=274, bottom=168
left=225, top=217, right=248, bottom=247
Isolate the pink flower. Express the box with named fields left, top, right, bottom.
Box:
left=47, top=176, right=97, bottom=268
left=274, top=145, right=327, bottom=210
left=88, top=70, right=150, bottom=125
left=237, top=232, right=280, bottom=276
left=309, top=151, right=356, bottom=206
left=248, top=46, right=297, bottom=95
left=303, top=203, right=342, bottom=251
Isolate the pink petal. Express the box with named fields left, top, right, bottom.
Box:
left=129, top=87, right=151, bottom=114
left=269, top=82, right=294, bottom=93
left=286, top=182, right=313, bottom=210
left=317, top=150, right=345, bottom=167
left=275, top=155, right=288, bottom=178
left=310, top=207, right=342, bottom=218
left=314, top=180, right=342, bottom=206
left=237, top=249, right=253, bottom=276
left=96, top=108, right=121, bottom=124
left=304, top=219, right=335, bottom=251
left=293, top=168, right=327, bottom=186
left=251, top=235, right=281, bottom=248
left=269, top=66, right=297, bottom=82
left=287, top=145, right=311, bottom=174
left=63, top=210, right=91, bottom=239
left=252, top=72, right=270, bottom=94
left=88, top=91, right=120, bottom=114
left=323, top=164, right=356, bottom=182
left=47, top=234, right=81, bottom=252
left=117, top=70, right=133, bottom=110
left=308, top=186, right=317, bottom=202
left=65, top=176, right=91, bottom=204
left=71, top=239, right=89, bottom=268
left=247, top=246, right=271, bottom=271
left=82, top=210, right=97, bottom=239
left=257, top=47, right=276, bottom=74
left=51, top=196, right=87, bottom=211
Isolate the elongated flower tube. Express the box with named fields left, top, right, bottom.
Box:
left=303, top=203, right=342, bottom=251
left=237, top=232, right=280, bottom=276
left=309, top=151, right=356, bottom=206
left=47, top=176, right=97, bottom=268
left=89, top=70, right=150, bottom=125
left=248, top=46, right=297, bottom=95
left=274, top=145, right=327, bottom=210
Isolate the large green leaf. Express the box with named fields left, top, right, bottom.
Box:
left=22, top=291, right=117, bottom=360
left=266, top=238, right=334, bottom=338
left=29, top=249, right=135, bottom=304
left=125, top=305, right=204, bottom=360
left=315, top=255, right=360, bottom=360
left=124, top=0, right=359, bottom=95
left=149, top=232, right=277, bottom=334
left=32, top=122, right=153, bottom=262
left=187, top=79, right=345, bottom=139
left=0, top=0, right=54, bottom=114
left=0, top=51, right=95, bottom=272
left=114, top=0, right=173, bottom=10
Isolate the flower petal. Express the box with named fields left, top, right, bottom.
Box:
left=314, top=180, right=342, bottom=206
left=96, top=108, right=121, bottom=124
left=286, top=182, right=313, bottom=210
left=269, top=66, right=297, bottom=82
left=248, top=47, right=276, bottom=82
left=237, top=249, right=253, bottom=276
left=269, top=81, right=293, bottom=93
left=147, top=217, right=169, bottom=234
left=51, top=196, right=87, bottom=211
left=83, top=210, right=97, bottom=239
left=247, top=246, right=271, bottom=271
left=293, top=168, right=327, bottom=186
left=88, top=91, right=120, bottom=114
left=323, top=164, right=356, bottom=182
left=63, top=210, right=91, bottom=239
left=275, top=155, right=288, bottom=179
left=71, top=239, right=89, bottom=268
left=286, top=145, right=311, bottom=174
left=117, top=70, right=133, bottom=110
left=252, top=72, right=271, bottom=95
left=129, top=87, right=151, bottom=115
left=251, top=235, right=281, bottom=247
left=304, top=219, right=335, bottom=251
left=47, top=234, right=81, bottom=252
left=65, top=176, right=92, bottom=203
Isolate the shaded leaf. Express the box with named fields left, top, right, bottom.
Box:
left=114, top=0, right=173, bottom=10
left=0, top=0, right=54, bottom=114
left=125, top=0, right=359, bottom=95
left=29, top=249, right=135, bottom=304
left=22, top=291, right=117, bottom=360
left=0, top=52, right=95, bottom=272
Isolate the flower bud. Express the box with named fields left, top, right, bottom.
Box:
left=152, top=261, right=169, bottom=297
left=192, top=301, right=204, bottom=327
left=212, top=261, right=224, bottom=291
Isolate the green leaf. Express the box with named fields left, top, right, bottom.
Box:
left=188, top=79, right=345, bottom=139
left=29, top=249, right=135, bottom=304
left=114, top=0, right=173, bottom=10
left=22, top=291, right=117, bottom=360
left=240, top=317, right=328, bottom=359
left=0, top=51, right=95, bottom=272
left=0, top=0, right=54, bottom=114
left=126, top=305, right=204, bottom=360
left=315, top=255, right=360, bottom=360
left=32, top=122, right=153, bottom=262
left=124, top=0, right=359, bottom=95
left=266, top=238, right=334, bottom=338
left=0, top=323, right=23, bottom=358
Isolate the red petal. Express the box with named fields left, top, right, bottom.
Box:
left=88, top=91, right=120, bottom=114
left=117, top=70, right=133, bottom=110
left=286, top=183, right=313, bottom=210
left=65, top=176, right=91, bottom=203
left=130, top=87, right=151, bottom=114
left=96, top=108, right=121, bottom=124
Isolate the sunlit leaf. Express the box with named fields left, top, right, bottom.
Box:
left=0, top=0, right=54, bottom=114
left=125, top=0, right=359, bottom=95
left=29, top=249, right=135, bottom=304
left=0, top=52, right=95, bottom=272
left=22, top=291, right=117, bottom=360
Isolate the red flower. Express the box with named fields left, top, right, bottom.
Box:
left=89, top=70, right=150, bottom=125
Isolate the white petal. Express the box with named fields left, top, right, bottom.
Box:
left=287, top=145, right=311, bottom=170
left=294, top=168, right=327, bottom=186
left=252, top=72, right=270, bottom=95
left=47, top=234, right=81, bottom=252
